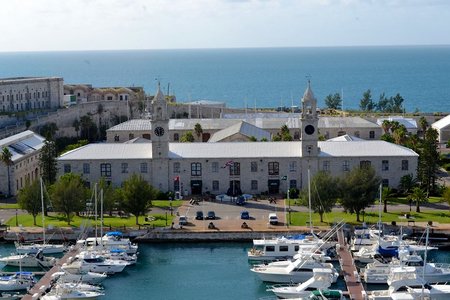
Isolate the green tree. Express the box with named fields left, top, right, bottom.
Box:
left=97, top=178, right=116, bottom=217
left=120, top=174, right=156, bottom=225
left=398, top=174, right=417, bottom=195
left=194, top=123, right=203, bottom=141
left=443, top=187, right=450, bottom=206
left=382, top=186, right=395, bottom=213
left=301, top=171, right=340, bottom=223
left=39, top=140, right=58, bottom=185
left=1, top=147, right=13, bottom=196
left=25, top=119, right=31, bottom=129
left=340, top=166, right=381, bottom=222
left=249, top=136, right=257, bottom=142
left=391, top=93, right=404, bottom=113
left=324, top=93, right=342, bottom=110
left=418, top=116, right=428, bottom=137
left=381, top=120, right=392, bottom=134
left=17, top=179, right=44, bottom=225
left=39, top=122, right=58, bottom=140
left=359, top=89, right=375, bottom=112
left=51, top=173, right=88, bottom=225
left=410, top=186, right=427, bottom=213
left=417, top=128, right=440, bottom=195
left=72, top=119, right=80, bottom=138
left=392, top=126, right=407, bottom=145
left=180, top=131, right=195, bottom=143
left=79, top=115, right=98, bottom=142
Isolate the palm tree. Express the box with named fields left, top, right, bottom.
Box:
left=72, top=119, right=80, bottom=138
left=392, top=126, right=407, bottom=145
left=194, top=123, right=203, bottom=141
left=411, top=187, right=427, bottom=213
left=418, top=116, right=428, bottom=137
left=382, top=186, right=395, bottom=213
left=1, top=147, right=13, bottom=196
left=381, top=120, right=392, bottom=134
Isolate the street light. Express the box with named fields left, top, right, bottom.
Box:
left=15, top=209, right=18, bottom=226
left=287, top=189, right=291, bottom=226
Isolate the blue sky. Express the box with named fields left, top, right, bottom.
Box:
left=1, top=0, right=449, bottom=51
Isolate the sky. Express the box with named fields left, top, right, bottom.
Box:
left=1, top=0, right=449, bottom=52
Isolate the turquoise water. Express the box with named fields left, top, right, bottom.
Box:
left=0, top=46, right=449, bottom=112
left=1, top=242, right=449, bottom=299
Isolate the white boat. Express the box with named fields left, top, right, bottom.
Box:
left=63, top=253, right=128, bottom=275
left=350, top=226, right=381, bottom=252
left=267, top=268, right=336, bottom=298
left=368, top=268, right=450, bottom=300
left=54, top=282, right=103, bottom=292
left=0, top=292, right=22, bottom=300
left=76, top=232, right=138, bottom=255
left=0, top=250, right=58, bottom=268
left=15, top=179, right=65, bottom=255
left=250, top=253, right=339, bottom=283
left=0, top=272, right=35, bottom=291
left=40, top=285, right=104, bottom=300
left=363, top=249, right=450, bottom=284
left=51, top=270, right=107, bottom=285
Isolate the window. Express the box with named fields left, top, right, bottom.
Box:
left=100, top=163, right=111, bottom=177
left=266, top=246, right=275, bottom=252
left=338, top=131, right=346, bottom=136
left=382, top=160, right=389, bottom=171
left=83, top=163, right=90, bottom=174
left=369, top=131, right=375, bottom=139
left=402, top=160, right=409, bottom=171
left=354, top=131, right=360, bottom=138
left=173, top=162, right=180, bottom=173
left=279, top=246, right=289, bottom=252
left=323, top=161, right=330, bottom=172
left=64, top=164, right=71, bottom=173
left=114, top=135, right=120, bottom=142
left=289, top=161, right=297, bottom=172
left=191, top=162, right=202, bottom=176
left=211, top=162, right=219, bottom=173
left=360, top=160, right=371, bottom=169
left=129, top=133, right=134, bottom=140
left=121, top=163, right=129, bottom=173
left=251, top=161, right=258, bottom=172
left=140, top=163, right=148, bottom=173
left=174, top=179, right=180, bottom=192
left=212, top=180, right=219, bottom=191
left=268, top=162, right=279, bottom=175
left=289, top=179, right=297, bottom=189
left=251, top=180, right=258, bottom=190
left=343, top=160, right=350, bottom=172
left=174, top=133, right=179, bottom=141
left=229, top=162, right=240, bottom=176
left=382, top=179, right=389, bottom=187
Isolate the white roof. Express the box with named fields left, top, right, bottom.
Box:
left=59, top=144, right=152, bottom=160
left=377, top=116, right=418, bottom=129
left=318, top=141, right=418, bottom=157
left=0, top=130, right=45, bottom=162
left=432, top=114, right=450, bottom=130
left=327, top=134, right=365, bottom=142
left=319, top=117, right=379, bottom=128
left=208, top=121, right=271, bottom=142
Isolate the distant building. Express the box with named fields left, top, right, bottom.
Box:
left=377, top=116, right=418, bottom=134
left=0, top=77, right=63, bottom=112
left=59, top=83, right=418, bottom=195
left=432, top=114, right=450, bottom=144
left=0, top=130, right=45, bottom=196
left=63, top=84, right=145, bottom=104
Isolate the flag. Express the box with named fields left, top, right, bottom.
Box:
left=173, top=176, right=180, bottom=181
left=221, top=160, right=234, bottom=168
left=281, top=175, right=288, bottom=180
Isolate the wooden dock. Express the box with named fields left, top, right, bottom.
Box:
left=337, top=229, right=366, bottom=300
left=22, top=247, right=80, bottom=300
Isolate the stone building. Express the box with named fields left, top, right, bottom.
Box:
left=0, top=130, right=45, bottom=196
left=432, top=114, right=450, bottom=144
left=0, top=77, right=63, bottom=112
left=63, top=84, right=145, bottom=104
left=58, top=83, right=418, bottom=196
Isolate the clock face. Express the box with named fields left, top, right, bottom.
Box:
left=154, top=126, right=165, bottom=137
left=304, top=125, right=315, bottom=135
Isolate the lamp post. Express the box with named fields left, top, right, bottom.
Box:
left=15, top=209, right=18, bottom=226
left=409, top=198, right=412, bottom=212
left=287, top=189, right=291, bottom=227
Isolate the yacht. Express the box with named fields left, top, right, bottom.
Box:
left=363, top=249, right=450, bottom=284
left=0, top=272, right=35, bottom=291
left=0, top=292, right=22, bottom=300
left=51, top=270, right=107, bottom=285
left=77, top=232, right=138, bottom=255
left=350, top=226, right=381, bottom=252
left=0, top=250, right=58, bottom=268
left=250, top=253, right=339, bottom=283
left=368, top=268, right=450, bottom=300
left=62, top=253, right=128, bottom=275
left=40, top=285, right=104, bottom=300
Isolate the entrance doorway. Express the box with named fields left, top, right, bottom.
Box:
left=190, top=180, right=202, bottom=195
left=227, top=180, right=241, bottom=197
left=268, top=180, right=280, bottom=194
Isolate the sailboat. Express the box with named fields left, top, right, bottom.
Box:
left=15, top=178, right=65, bottom=255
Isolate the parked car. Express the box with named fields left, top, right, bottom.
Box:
left=268, top=213, right=278, bottom=225
left=240, top=211, right=250, bottom=220
left=206, top=211, right=216, bottom=220
left=179, top=215, right=188, bottom=226
left=195, top=211, right=204, bottom=220
left=236, top=196, right=246, bottom=206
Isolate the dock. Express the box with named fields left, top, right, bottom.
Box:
left=337, top=229, right=366, bottom=300
left=22, top=246, right=80, bottom=300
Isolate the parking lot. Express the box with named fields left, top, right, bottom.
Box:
left=174, top=197, right=288, bottom=231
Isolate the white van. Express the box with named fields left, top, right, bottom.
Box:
left=268, top=213, right=278, bottom=225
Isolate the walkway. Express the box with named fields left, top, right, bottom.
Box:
left=337, top=229, right=365, bottom=300
left=22, top=246, right=80, bottom=300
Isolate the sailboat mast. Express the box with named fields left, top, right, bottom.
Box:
left=94, top=183, right=98, bottom=240
left=40, top=177, right=45, bottom=243
left=378, top=183, right=382, bottom=244
left=100, top=188, right=104, bottom=247
left=308, top=168, right=313, bottom=234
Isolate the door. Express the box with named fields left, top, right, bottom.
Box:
left=268, top=180, right=280, bottom=194
left=190, top=180, right=203, bottom=195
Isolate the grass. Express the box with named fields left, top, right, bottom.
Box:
left=152, top=200, right=183, bottom=208
left=0, top=203, right=20, bottom=209
left=6, top=212, right=174, bottom=228
left=289, top=210, right=450, bottom=226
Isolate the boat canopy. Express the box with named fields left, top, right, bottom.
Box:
left=106, top=231, right=123, bottom=236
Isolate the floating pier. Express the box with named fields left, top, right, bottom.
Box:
left=337, top=229, right=366, bottom=300
left=22, top=246, right=80, bottom=300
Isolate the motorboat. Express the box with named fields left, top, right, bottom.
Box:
left=54, top=282, right=103, bottom=292
left=368, top=267, right=450, bottom=300
left=40, top=285, right=104, bottom=300
left=0, top=250, right=58, bottom=268
left=0, top=272, right=36, bottom=291
left=250, top=253, right=339, bottom=283
left=350, top=226, right=381, bottom=252
left=63, top=253, right=128, bottom=275
left=0, top=292, right=22, bottom=300
left=77, top=232, right=138, bottom=255
left=51, top=270, right=107, bottom=285
left=363, top=249, right=450, bottom=284
left=267, top=268, right=336, bottom=298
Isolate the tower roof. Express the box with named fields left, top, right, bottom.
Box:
left=302, top=81, right=316, bottom=103
left=153, top=83, right=165, bottom=103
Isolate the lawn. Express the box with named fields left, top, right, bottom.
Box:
left=6, top=213, right=174, bottom=228
left=152, top=200, right=183, bottom=208
left=289, top=210, right=450, bottom=226
left=0, top=203, right=20, bottom=209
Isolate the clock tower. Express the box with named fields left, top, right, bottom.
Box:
left=151, top=83, right=169, bottom=159
left=300, top=81, right=319, bottom=157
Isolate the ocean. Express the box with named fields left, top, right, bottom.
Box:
left=0, top=46, right=450, bottom=112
